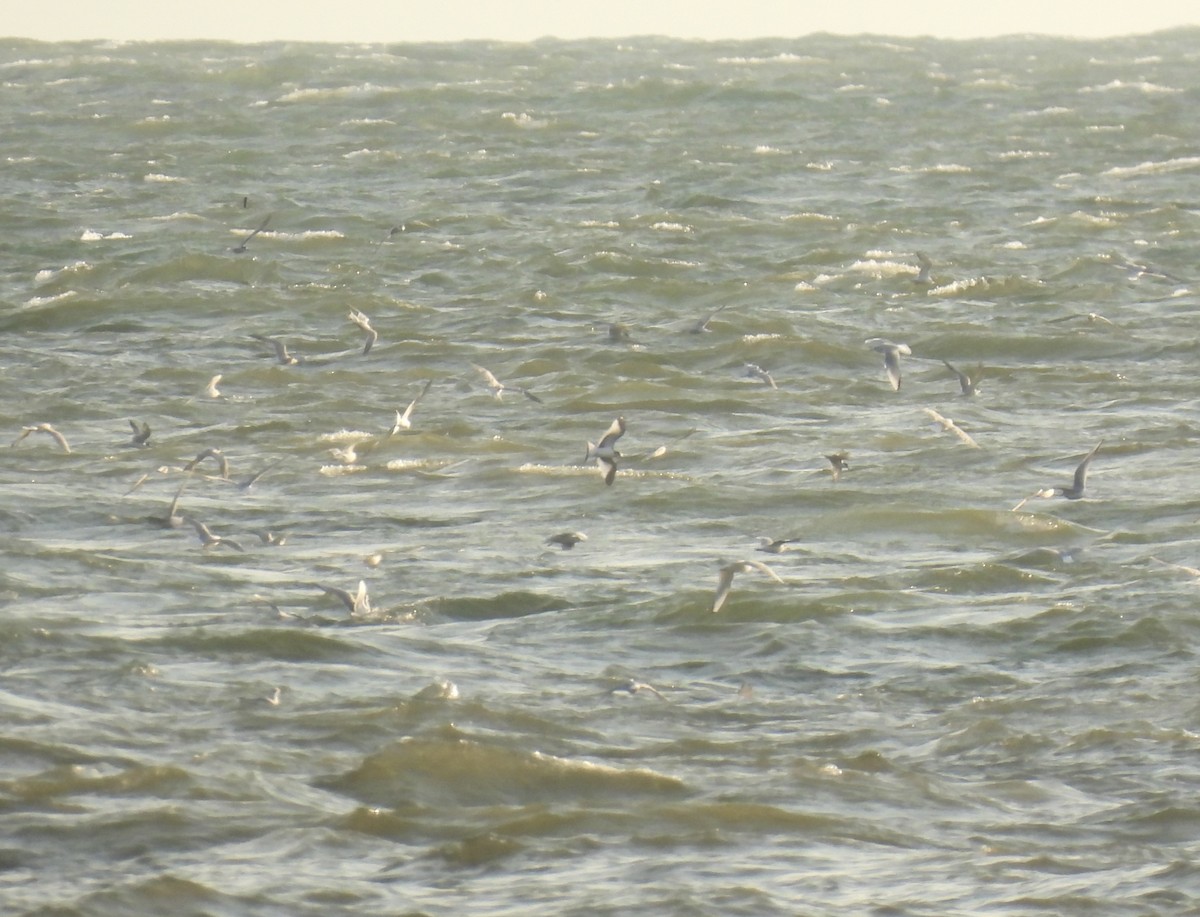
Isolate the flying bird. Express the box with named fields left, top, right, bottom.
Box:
left=688, top=304, right=728, bottom=334
left=252, top=334, right=301, bottom=366
left=866, top=338, right=911, bottom=392
left=584, top=416, right=626, bottom=486
left=232, top=214, right=271, bottom=253
left=328, top=441, right=368, bottom=465
left=546, top=531, right=588, bottom=550
left=609, top=678, right=666, bottom=700
left=347, top=309, right=379, bottom=355
left=756, top=537, right=800, bottom=554
left=389, top=379, right=433, bottom=434
left=922, top=408, right=979, bottom=448
left=743, top=363, right=778, bottom=389
left=152, top=480, right=189, bottom=529
left=1012, top=441, right=1103, bottom=510
left=187, top=517, right=245, bottom=552
left=711, top=559, right=785, bottom=613
left=12, top=423, right=71, bottom=453
left=942, top=359, right=982, bottom=396
left=183, top=447, right=230, bottom=480
left=313, top=580, right=372, bottom=617
left=235, top=459, right=284, bottom=491
left=825, top=452, right=850, bottom=482
left=127, top=420, right=152, bottom=447
left=913, top=252, right=934, bottom=284
left=470, top=363, right=543, bottom=403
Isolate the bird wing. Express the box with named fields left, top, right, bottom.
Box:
left=746, top=559, right=785, bottom=583
left=598, top=455, right=617, bottom=485
left=472, top=364, right=502, bottom=389
left=711, top=566, right=737, bottom=613
left=599, top=417, right=626, bottom=449
left=1072, top=440, right=1103, bottom=492
left=315, top=583, right=357, bottom=614
left=400, top=379, right=433, bottom=422
left=883, top=349, right=902, bottom=391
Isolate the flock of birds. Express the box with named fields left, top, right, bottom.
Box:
left=12, top=222, right=1139, bottom=634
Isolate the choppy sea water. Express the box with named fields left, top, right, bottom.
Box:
left=2, top=30, right=1199, bottom=916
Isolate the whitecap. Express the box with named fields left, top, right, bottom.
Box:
left=318, top=430, right=374, bottom=443
left=35, top=261, right=91, bottom=285
left=24, top=291, right=78, bottom=307
left=650, top=222, right=692, bottom=233
left=1082, top=79, right=1180, bottom=94
left=1103, top=156, right=1200, bottom=179
left=318, top=464, right=368, bottom=476
left=80, top=230, right=132, bottom=241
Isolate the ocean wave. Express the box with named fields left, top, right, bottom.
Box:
left=322, top=736, right=688, bottom=808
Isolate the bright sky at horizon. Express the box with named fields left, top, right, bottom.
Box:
left=5, top=0, right=1198, bottom=43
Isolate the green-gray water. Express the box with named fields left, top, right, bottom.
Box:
left=2, top=31, right=1198, bottom=916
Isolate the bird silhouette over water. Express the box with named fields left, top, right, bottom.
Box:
left=546, top=531, right=588, bottom=550
left=866, top=339, right=911, bottom=391
left=253, top=334, right=301, bottom=366
left=313, top=580, right=372, bottom=617
left=388, top=379, right=433, bottom=434
left=1012, top=441, right=1103, bottom=510
left=12, top=422, right=71, bottom=453
left=232, top=214, right=270, bottom=253
left=187, top=517, right=245, bottom=552
left=471, top=363, right=543, bottom=403
left=711, top=559, right=785, bottom=613
left=183, top=447, right=230, bottom=480
left=348, top=309, right=378, bottom=355
left=942, top=360, right=982, bottom=396
left=584, top=416, right=625, bottom=486
left=127, top=420, right=152, bottom=447
left=913, top=252, right=934, bottom=284
left=825, top=452, right=850, bottom=482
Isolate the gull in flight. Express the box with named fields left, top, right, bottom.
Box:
left=1105, top=253, right=1187, bottom=285
left=470, top=363, right=543, bottom=403
left=187, top=517, right=245, bottom=552
left=183, top=447, right=230, bottom=480
left=232, top=214, right=270, bottom=253
left=389, top=379, right=433, bottom=434
left=942, top=360, right=982, bottom=396
left=756, top=537, right=800, bottom=554
left=235, top=459, right=284, bottom=491
left=922, top=408, right=980, bottom=448
left=743, top=363, right=778, bottom=389
left=825, top=452, right=850, bottom=482
left=152, top=479, right=189, bottom=529
left=253, top=334, right=301, bottom=365
left=866, top=338, right=911, bottom=391
left=711, top=559, right=785, bottom=613
left=348, top=309, right=378, bottom=355
left=1047, top=311, right=1115, bottom=327
left=1012, top=441, right=1103, bottom=510
left=688, top=304, right=728, bottom=334
left=1150, top=556, right=1200, bottom=579
left=607, top=322, right=636, bottom=344
left=328, top=440, right=368, bottom=465
left=127, top=420, right=152, bottom=447
left=313, top=580, right=372, bottom=617
left=12, top=423, right=71, bottom=453
left=913, top=252, right=934, bottom=284
left=610, top=678, right=667, bottom=700
left=584, top=416, right=625, bottom=486
left=546, top=531, right=588, bottom=550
